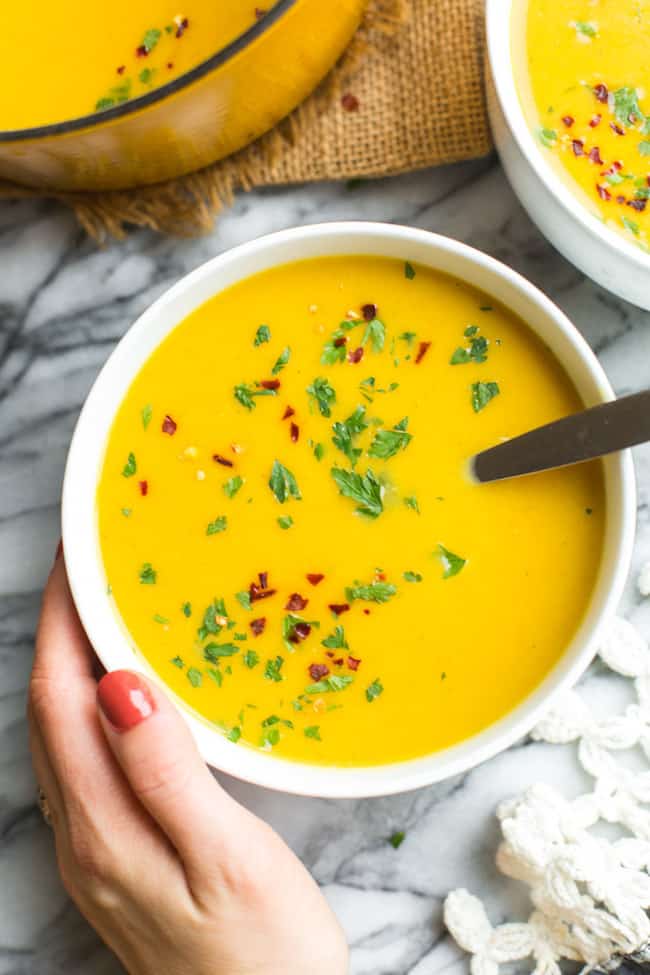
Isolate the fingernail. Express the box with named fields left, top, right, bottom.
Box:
left=97, top=671, right=155, bottom=732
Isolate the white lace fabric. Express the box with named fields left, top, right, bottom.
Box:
left=444, top=570, right=650, bottom=975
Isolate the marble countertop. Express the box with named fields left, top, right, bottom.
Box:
left=2, top=157, right=649, bottom=975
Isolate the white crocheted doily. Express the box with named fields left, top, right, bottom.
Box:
left=444, top=566, right=650, bottom=975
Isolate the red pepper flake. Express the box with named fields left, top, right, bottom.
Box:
left=117, top=65, right=126, bottom=75
left=136, top=45, right=148, bottom=57
left=588, top=146, right=604, bottom=165
left=348, top=347, right=364, bottom=364
left=415, top=341, right=431, bottom=364
left=589, top=114, right=602, bottom=128
left=610, top=122, right=626, bottom=136
left=285, top=593, right=309, bottom=611
left=329, top=603, right=350, bottom=616
left=561, top=115, right=575, bottom=128
left=333, top=335, right=347, bottom=348
left=376, top=571, right=386, bottom=581
left=325, top=651, right=334, bottom=659
left=347, top=656, right=361, bottom=671
left=255, top=6, right=267, bottom=17
left=594, top=83, right=609, bottom=103
left=363, top=608, right=371, bottom=615
left=361, top=302, right=377, bottom=320
left=341, top=92, right=359, bottom=112
left=250, top=584, right=277, bottom=602
left=162, top=414, right=177, bottom=435
left=596, top=184, right=612, bottom=201
left=260, top=379, right=281, bottom=390
left=250, top=617, right=266, bottom=636
left=175, top=17, right=189, bottom=38
left=290, top=622, right=312, bottom=643
left=612, top=160, right=623, bottom=171
left=309, top=663, right=329, bottom=681
left=616, top=194, right=626, bottom=204
left=139, top=480, right=148, bottom=496
left=282, top=405, right=296, bottom=420
left=213, top=453, right=233, bottom=467
left=572, top=139, right=585, bottom=157
left=167, top=62, right=174, bottom=70
left=306, top=573, right=325, bottom=586
left=629, top=198, right=647, bottom=212
left=290, top=422, right=299, bottom=443
left=333, top=657, right=344, bottom=666
left=259, top=571, right=268, bottom=590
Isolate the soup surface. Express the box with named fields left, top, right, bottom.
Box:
left=97, top=256, right=604, bottom=767
left=523, top=0, right=650, bottom=250
left=0, top=2, right=277, bottom=130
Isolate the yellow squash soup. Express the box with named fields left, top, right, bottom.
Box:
left=523, top=0, right=650, bottom=250
left=1, top=2, right=278, bottom=129
left=97, top=256, right=604, bottom=767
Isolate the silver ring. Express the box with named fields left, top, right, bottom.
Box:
left=37, top=787, right=53, bottom=827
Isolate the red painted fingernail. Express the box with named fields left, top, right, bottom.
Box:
left=97, top=671, right=155, bottom=731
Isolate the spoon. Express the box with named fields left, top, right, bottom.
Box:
left=471, top=389, right=650, bottom=483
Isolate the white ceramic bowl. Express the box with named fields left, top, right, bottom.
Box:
left=486, top=0, right=650, bottom=311
left=62, top=222, right=636, bottom=798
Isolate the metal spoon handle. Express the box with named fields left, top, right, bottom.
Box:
left=472, top=389, right=650, bottom=483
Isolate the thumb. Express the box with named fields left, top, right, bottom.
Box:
left=97, top=669, right=241, bottom=868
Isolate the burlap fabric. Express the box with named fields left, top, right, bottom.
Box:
left=0, top=0, right=491, bottom=238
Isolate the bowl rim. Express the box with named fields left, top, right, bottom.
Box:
left=62, top=220, right=636, bottom=799
left=0, top=0, right=297, bottom=143
left=485, top=0, right=650, bottom=271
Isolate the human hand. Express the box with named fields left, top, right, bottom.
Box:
left=28, top=549, right=349, bottom=975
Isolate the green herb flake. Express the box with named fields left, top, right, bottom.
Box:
left=538, top=127, right=558, bottom=148
left=142, top=27, right=162, bottom=52
left=365, top=678, right=384, bottom=703
left=574, top=19, right=597, bottom=37
left=227, top=726, right=242, bottom=743
left=254, top=324, right=271, bottom=346
left=313, top=442, right=325, bottom=461
left=331, top=467, right=384, bottom=518
left=322, top=625, right=349, bottom=649
left=187, top=667, right=203, bottom=688
left=223, top=475, right=244, bottom=499
left=404, top=261, right=416, bottom=280
left=307, top=376, right=337, bottom=417
left=234, top=383, right=276, bottom=410
left=153, top=614, right=169, bottom=625
left=368, top=417, right=412, bottom=459
left=362, top=317, right=386, bottom=353
left=264, top=655, right=284, bottom=682
left=141, top=404, right=152, bottom=430
left=277, top=515, right=294, bottom=530
left=321, top=331, right=349, bottom=365
left=206, top=667, right=223, bottom=687
left=404, top=495, right=420, bottom=513
left=332, top=405, right=368, bottom=466
left=389, top=831, right=406, bottom=849
left=171, top=656, right=184, bottom=669
left=399, top=331, right=417, bottom=346
left=345, top=581, right=396, bottom=603
left=450, top=332, right=489, bottom=365
left=243, top=649, right=260, bottom=669
left=121, top=507, right=132, bottom=517
left=613, top=86, right=644, bottom=127
left=403, top=571, right=422, bottom=583
left=306, top=674, right=354, bottom=694
left=471, top=381, right=500, bottom=413
left=139, top=67, right=155, bottom=84
left=272, top=347, right=291, bottom=375
left=182, top=601, right=192, bottom=618
left=437, top=544, right=466, bottom=579
left=207, top=515, right=228, bottom=536
left=305, top=725, right=322, bottom=740
left=139, top=562, right=157, bottom=585
left=622, top=216, right=641, bottom=236
left=122, top=452, right=137, bottom=478
left=198, top=597, right=228, bottom=640
left=203, top=642, right=239, bottom=663
left=269, top=459, right=302, bottom=503
left=236, top=591, right=252, bottom=611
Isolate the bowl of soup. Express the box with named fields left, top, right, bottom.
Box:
left=0, top=0, right=365, bottom=191
left=487, top=0, right=650, bottom=310
left=62, top=222, right=635, bottom=797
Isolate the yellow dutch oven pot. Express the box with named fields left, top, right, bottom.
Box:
left=0, top=0, right=365, bottom=192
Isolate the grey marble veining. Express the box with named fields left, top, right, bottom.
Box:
left=1, top=157, right=649, bottom=975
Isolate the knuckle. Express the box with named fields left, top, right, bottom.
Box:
left=129, top=749, right=193, bottom=805
left=28, top=673, right=59, bottom=726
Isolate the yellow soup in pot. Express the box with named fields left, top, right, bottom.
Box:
left=97, top=256, right=604, bottom=767
left=0, top=2, right=279, bottom=130
left=523, top=0, right=650, bottom=250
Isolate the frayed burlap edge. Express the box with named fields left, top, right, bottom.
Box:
left=0, top=0, right=408, bottom=240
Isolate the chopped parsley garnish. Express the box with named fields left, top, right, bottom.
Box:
left=368, top=417, right=412, bottom=459
left=365, top=678, right=384, bottom=702
left=234, top=632, right=247, bottom=641
left=269, top=460, right=302, bottom=503
left=362, top=317, right=386, bottom=353
left=471, top=381, right=500, bottom=413
left=399, top=331, right=417, bottom=346
left=282, top=613, right=319, bottom=651
left=198, top=597, right=228, bottom=639
left=277, top=515, right=294, bottom=530
left=262, top=726, right=281, bottom=747
left=234, top=383, right=276, bottom=410
left=306, top=674, right=354, bottom=694
left=121, top=507, right=132, bottom=517
left=538, top=127, right=558, bottom=148
left=437, top=544, right=466, bottom=579
left=305, top=726, right=322, bottom=740
left=264, top=655, right=284, bottom=682
left=345, top=581, right=397, bottom=603
left=122, top=452, right=137, bottom=477
left=331, top=467, right=383, bottom=518
left=228, top=726, right=242, bottom=743
left=182, top=601, right=192, bottom=618
left=262, top=714, right=294, bottom=729
left=187, top=667, right=203, bottom=688
left=322, top=625, right=349, bottom=649
left=403, top=571, right=422, bottom=583
left=272, top=347, right=291, bottom=375
left=236, top=591, right=252, bottom=611
left=332, top=405, right=368, bottom=466
left=622, top=216, right=641, bottom=236
left=139, top=562, right=157, bottom=585
left=223, top=475, right=244, bottom=499
left=307, top=377, right=337, bottom=417
left=243, top=650, right=260, bottom=669
left=139, top=67, right=155, bottom=85
left=141, top=404, right=152, bottom=430
left=404, top=261, right=416, bottom=280
left=321, top=330, right=349, bottom=365
left=206, top=515, right=228, bottom=535
left=153, top=614, right=169, bottom=625
left=574, top=20, right=597, bottom=38
left=403, top=495, right=420, bottom=513
left=171, top=656, right=184, bottom=668
left=640, top=141, right=650, bottom=157
left=613, top=86, right=644, bottom=127
left=389, top=831, right=406, bottom=849
left=313, top=442, right=325, bottom=461
left=142, top=27, right=162, bottom=52
left=254, top=324, right=271, bottom=346
left=207, top=667, right=223, bottom=687
left=204, top=642, right=239, bottom=661
left=450, top=330, right=489, bottom=365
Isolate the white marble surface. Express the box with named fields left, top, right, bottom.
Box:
left=1, top=157, right=650, bottom=975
